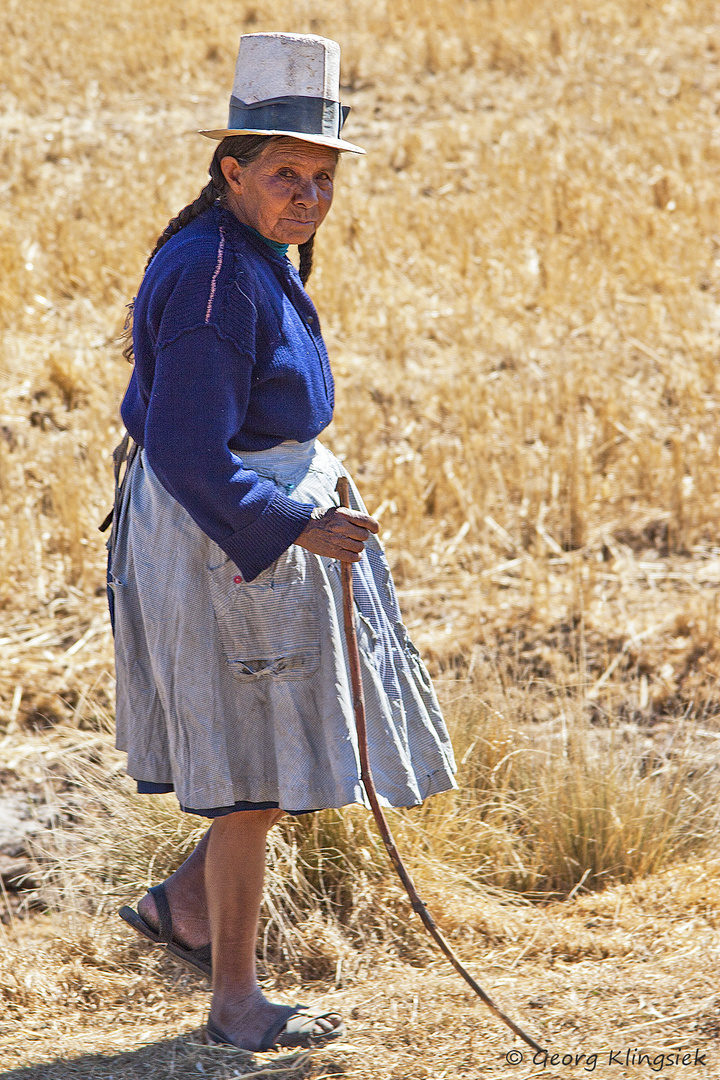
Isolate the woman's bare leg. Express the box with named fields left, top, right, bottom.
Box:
left=137, top=829, right=210, bottom=949
left=206, top=809, right=342, bottom=1050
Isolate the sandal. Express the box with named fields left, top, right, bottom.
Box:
left=206, top=1007, right=346, bottom=1052
left=118, top=882, right=212, bottom=977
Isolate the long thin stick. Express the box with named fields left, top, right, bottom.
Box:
left=335, top=476, right=543, bottom=1054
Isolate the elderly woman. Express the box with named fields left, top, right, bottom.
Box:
left=111, top=33, right=457, bottom=1052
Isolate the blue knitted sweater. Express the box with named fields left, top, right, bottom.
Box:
left=121, top=204, right=334, bottom=582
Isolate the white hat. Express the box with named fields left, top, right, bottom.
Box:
left=199, top=32, right=365, bottom=155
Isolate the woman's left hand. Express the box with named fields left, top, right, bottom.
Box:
left=295, top=506, right=379, bottom=562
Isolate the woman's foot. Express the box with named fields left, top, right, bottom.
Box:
left=133, top=829, right=211, bottom=951
left=137, top=880, right=210, bottom=951
left=208, top=986, right=344, bottom=1052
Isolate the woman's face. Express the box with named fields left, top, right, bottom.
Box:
left=221, top=138, right=338, bottom=245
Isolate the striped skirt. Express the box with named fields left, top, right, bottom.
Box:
left=109, top=438, right=457, bottom=816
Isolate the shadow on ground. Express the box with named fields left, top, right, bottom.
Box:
left=0, top=1033, right=325, bottom=1079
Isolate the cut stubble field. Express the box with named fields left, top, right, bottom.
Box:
left=2, top=0, right=720, bottom=1076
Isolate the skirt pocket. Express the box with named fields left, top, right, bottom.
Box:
left=207, top=545, right=320, bottom=681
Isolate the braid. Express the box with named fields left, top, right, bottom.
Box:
left=298, top=234, right=315, bottom=286
left=121, top=133, right=274, bottom=363
left=144, top=181, right=218, bottom=271
left=121, top=180, right=219, bottom=362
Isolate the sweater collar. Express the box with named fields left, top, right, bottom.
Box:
left=219, top=207, right=290, bottom=261
left=244, top=225, right=289, bottom=257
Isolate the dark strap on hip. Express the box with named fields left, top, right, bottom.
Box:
left=99, top=431, right=138, bottom=546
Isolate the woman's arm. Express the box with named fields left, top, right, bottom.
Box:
left=142, top=323, right=315, bottom=582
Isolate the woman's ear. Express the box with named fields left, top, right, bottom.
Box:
left=220, top=156, right=244, bottom=195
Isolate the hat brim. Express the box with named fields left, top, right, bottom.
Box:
left=198, top=127, right=365, bottom=155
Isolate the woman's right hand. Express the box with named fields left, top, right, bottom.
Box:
left=295, top=506, right=379, bottom=563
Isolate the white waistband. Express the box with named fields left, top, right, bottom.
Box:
left=235, top=438, right=318, bottom=490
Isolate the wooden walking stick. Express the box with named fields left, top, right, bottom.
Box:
left=335, top=476, right=543, bottom=1054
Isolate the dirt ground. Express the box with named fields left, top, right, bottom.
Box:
left=2, top=822, right=720, bottom=1079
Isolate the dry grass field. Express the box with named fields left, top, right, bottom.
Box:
left=3, top=0, right=720, bottom=1076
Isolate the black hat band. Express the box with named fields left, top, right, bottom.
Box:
left=228, top=95, right=351, bottom=139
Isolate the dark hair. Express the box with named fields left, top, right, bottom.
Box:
left=122, top=135, right=317, bottom=362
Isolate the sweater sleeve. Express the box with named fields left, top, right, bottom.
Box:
left=143, top=322, right=314, bottom=582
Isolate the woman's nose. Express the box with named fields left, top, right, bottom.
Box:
left=292, top=178, right=320, bottom=207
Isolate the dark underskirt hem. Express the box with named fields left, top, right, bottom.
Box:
left=134, top=779, right=316, bottom=817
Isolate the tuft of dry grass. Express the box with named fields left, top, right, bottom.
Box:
left=13, top=679, right=720, bottom=958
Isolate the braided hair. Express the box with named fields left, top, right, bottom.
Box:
left=122, top=134, right=317, bottom=362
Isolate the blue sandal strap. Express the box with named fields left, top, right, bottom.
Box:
left=148, top=882, right=173, bottom=944
left=257, top=1005, right=301, bottom=1052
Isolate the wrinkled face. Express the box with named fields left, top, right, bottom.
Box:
left=221, top=137, right=338, bottom=246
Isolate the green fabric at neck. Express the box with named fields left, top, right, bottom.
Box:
left=246, top=225, right=289, bottom=257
